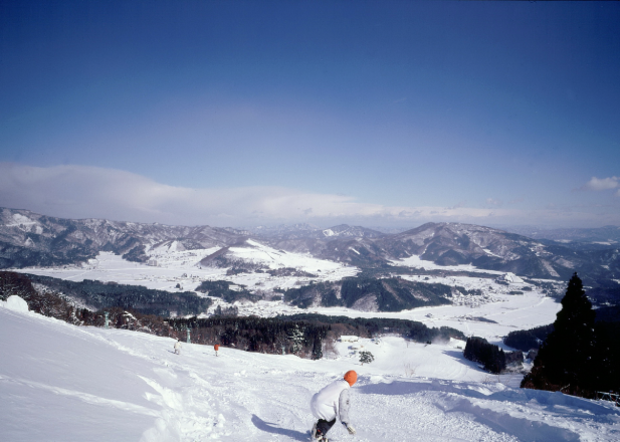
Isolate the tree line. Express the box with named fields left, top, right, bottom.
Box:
left=25, top=273, right=212, bottom=317
left=1, top=271, right=465, bottom=360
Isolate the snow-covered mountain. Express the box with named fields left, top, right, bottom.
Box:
left=0, top=207, right=248, bottom=267
left=2, top=297, right=619, bottom=441
left=378, top=222, right=620, bottom=282
left=378, top=222, right=569, bottom=279
left=2, top=208, right=619, bottom=282
left=261, top=221, right=620, bottom=281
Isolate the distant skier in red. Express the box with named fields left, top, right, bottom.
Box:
left=310, top=370, right=357, bottom=441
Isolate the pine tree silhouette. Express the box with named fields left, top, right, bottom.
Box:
left=521, top=273, right=596, bottom=396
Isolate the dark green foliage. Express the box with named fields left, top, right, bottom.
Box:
left=435, top=249, right=469, bottom=266
left=464, top=336, right=506, bottom=374
left=267, top=267, right=317, bottom=278
left=0, top=240, right=98, bottom=268
left=321, top=288, right=341, bottom=307
left=311, top=334, right=323, bottom=360
left=526, top=279, right=565, bottom=299
left=504, top=324, right=554, bottom=352
left=594, top=305, right=620, bottom=323
left=1, top=271, right=99, bottom=324
left=195, top=280, right=258, bottom=303
left=26, top=274, right=212, bottom=317
left=284, top=276, right=471, bottom=311
left=281, top=313, right=466, bottom=343
left=587, top=284, right=620, bottom=310
left=0, top=271, right=36, bottom=302
left=340, top=277, right=453, bottom=311
left=166, top=314, right=464, bottom=359
left=212, top=304, right=239, bottom=317
left=167, top=316, right=329, bottom=357
left=79, top=306, right=175, bottom=335
left=122, top=244, right=148, bottom=263
left=284, top=281, right=339, bottom=308
left=208, top=256, right=263, bottom=274
left=522, top=273, right=597, bottom=397
left=505, top=350, right=524, bottom=366
left=591, top=321, right=620, bottom=395
left=359, top=350, right=375, bottom=365
left=2, top=273, right=467, bottom=361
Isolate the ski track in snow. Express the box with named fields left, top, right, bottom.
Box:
left=2, top=304, right=620, bottom=442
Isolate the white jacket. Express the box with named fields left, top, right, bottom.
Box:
left=310, top=379, right=352, bottom=422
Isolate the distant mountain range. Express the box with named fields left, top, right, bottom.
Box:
left=0, top=208, right=246, bottom=268
left=1, top=207, right=619, bottom=283
left=502, top=225, right=620, bottom=244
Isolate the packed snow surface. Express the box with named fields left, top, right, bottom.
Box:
left=1, top=303, right=619, bottom=442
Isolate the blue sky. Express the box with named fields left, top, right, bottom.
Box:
left=1, top=1, right=619, bottom=228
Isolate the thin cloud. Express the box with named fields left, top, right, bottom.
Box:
left=0, top=163, right=617, bottom=228
left=486, top=198, right=503, bottom=207
left=581, top=176, right=619, bottom=191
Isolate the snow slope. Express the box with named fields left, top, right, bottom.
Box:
left=2, top=302, right=619, bottom=442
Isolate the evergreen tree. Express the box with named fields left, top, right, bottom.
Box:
left=521, top=273, right=596, bottom=396
left=464, top=336, right=506, bottom=374
left=359, top=350, right=375, bottom=365
left=288, top=324, right=305, bottom=354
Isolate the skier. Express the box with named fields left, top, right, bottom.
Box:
left=174, top=339, right=181, bottom=355
left=310, top=370, right=357, bottom=441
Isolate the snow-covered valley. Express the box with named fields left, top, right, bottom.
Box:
left=13, top=249, right=563, bottom=344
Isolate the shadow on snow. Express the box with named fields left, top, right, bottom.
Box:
left=251, top=414, right=309, bottom=441
left=357, top=379, right=620, bottom=442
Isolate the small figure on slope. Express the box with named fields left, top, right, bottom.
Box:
left=174, top=339, right=181, bottom=355
left=310, top=370, right=357, bottom=441
left=214, top=344, right=220, bottom=357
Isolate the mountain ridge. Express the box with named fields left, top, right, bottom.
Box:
left=1, top=207, right=619, bottom=282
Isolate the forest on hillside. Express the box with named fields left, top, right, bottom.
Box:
left=283, top=276, right=481, bottom=311
left=1, top=271, right=465, bottom=360
left=24, top=273, right=212, bottom=317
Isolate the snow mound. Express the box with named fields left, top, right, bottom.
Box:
left=4, top=295, right=29, bottom=312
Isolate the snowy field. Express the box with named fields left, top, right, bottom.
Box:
left=2, top=300, right=619, bottom=442
left=14, top=251, right=563, bottom=346
left=16, top=247, right=359, bottom=294
left=390, top=255, right=507, bottom=275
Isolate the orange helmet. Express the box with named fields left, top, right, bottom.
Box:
left=344, top=370, right=357, bottom=386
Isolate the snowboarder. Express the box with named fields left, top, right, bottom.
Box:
left=174, top=339, right=181, bottom=355
left=310, top=370, right=357, bottom=441
left=214, top=344, right=220, bottom=357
